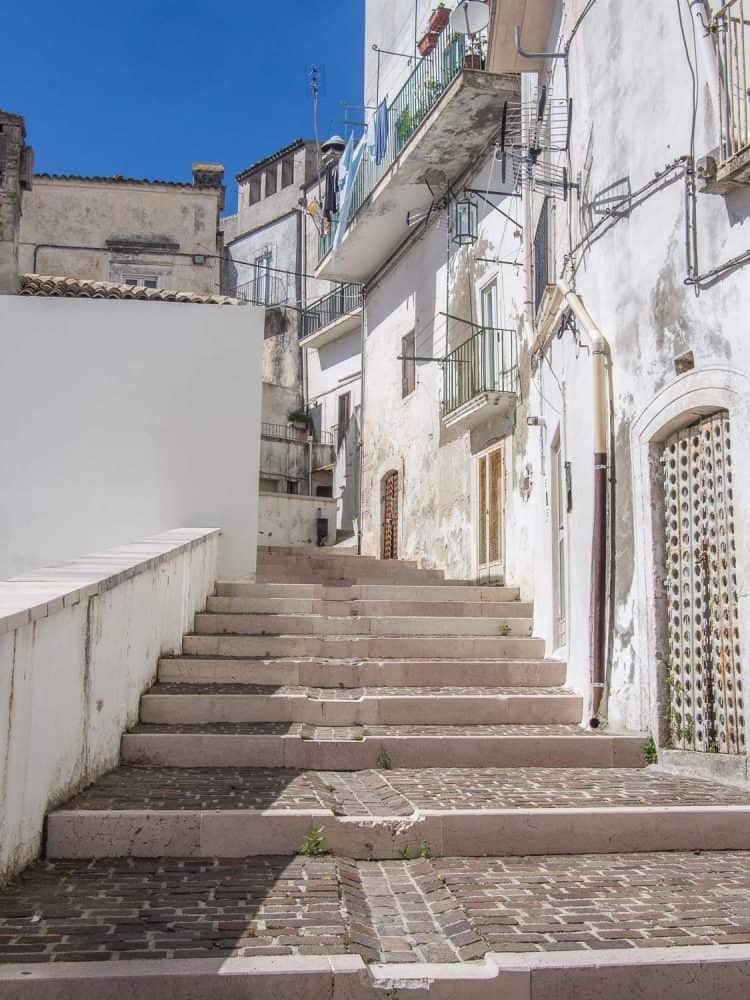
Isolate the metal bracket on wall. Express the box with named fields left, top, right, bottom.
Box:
left=514, top=25, right=567, bottom=61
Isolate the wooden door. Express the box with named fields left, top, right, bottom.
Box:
left=337, top=392, right=351, bottom=450
left=662, top=411, right=743, bottom=754
left=478, top=445, right=503, bottom=582
left=381, top=470, right=399, bottom=560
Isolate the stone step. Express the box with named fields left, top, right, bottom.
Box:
left=139, top=684, right=582, bottom=726
left=119, top=724, right=645, bottom=769
left=193, top=612, right=534, bottom=637
left=9, top=851, right=750, bottom=993
left=157, top=656, right=566, bottom=688
left=206, top=596, right=534, bottom=617
left=215, top=582, right=520, bottom=601
left=255, top=569, right=449, bottom=587
left=181, top=634, right=547, bottom=659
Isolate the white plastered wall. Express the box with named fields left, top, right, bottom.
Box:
left=0, top=295, right=264, bottom=579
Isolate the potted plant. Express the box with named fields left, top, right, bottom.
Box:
left=429, top=3, right=452, bottom=32
left=418, top=29, right=439, bottom=56
left=395, top=109, right=415, bottom=151
left=464, top=36, right=485, bottom=70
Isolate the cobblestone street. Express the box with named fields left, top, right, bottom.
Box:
left=3, top=852, right=750, bottom=964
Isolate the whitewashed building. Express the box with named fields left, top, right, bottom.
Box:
left=314, top=0, right=750, bottom=770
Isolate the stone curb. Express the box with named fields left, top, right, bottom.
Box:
left=3, top=945, right=750, bottom=999
left=46, top=804, right=750, bottom=859
left=119, top=732, right=646, bottom=768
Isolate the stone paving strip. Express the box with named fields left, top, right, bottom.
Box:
left=147, top=683, right=570, bottom=698
left=3, top=853, right=750, bottom=964
left=60, top=766, right=750, bottom=814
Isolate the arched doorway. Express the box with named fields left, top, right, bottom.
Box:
left=381, top=470, right=399, bottom=560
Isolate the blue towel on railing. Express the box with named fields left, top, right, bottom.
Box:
left=375, top=99, right=388, bottom=166
left=332, top=132, right=367, bottom=256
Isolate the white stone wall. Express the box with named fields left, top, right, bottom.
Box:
left=258, top=494, right=337, bottom=547
left=0, top=295, right=263, bottom=579
left=0, top=528, right=218, bottom=882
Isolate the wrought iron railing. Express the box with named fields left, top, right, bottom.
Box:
left=715, top=0, right=750, bottom=166
left=533, top=197, right=552, bottom=314
left=261, top=422, right=308, bottom=442
left=442, top=327, right=518, bottom=416
left=236, top=274, right=287, bottom=307
left=319, top=24, right=485, bottom=263
left=301, top=283, right=363, bottom=339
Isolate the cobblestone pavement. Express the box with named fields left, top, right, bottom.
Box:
left=59, top=766, right=750, bottom=814
left=149, top=684, right=570, bottom=699
left=3, top=853, right=750, bottom=964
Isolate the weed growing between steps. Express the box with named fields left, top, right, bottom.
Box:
left=300, top=823, right=326, bottom=856
left=642, top=736, right=658, bottom=764
left=377, top=745, right=392, bottom=769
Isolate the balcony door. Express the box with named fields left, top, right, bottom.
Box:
left=477, top=443, right=504, bottom=583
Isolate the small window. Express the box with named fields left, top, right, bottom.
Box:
left=264, top=167, right=277, bottom=197
left=281, top=157, right=295, bottom=188
left=402, top=331, right=416, bottom=398
left=123, top=275, right=159, bottom=288
left=316, top=485, right=333, bottom=498
left=248, top=175, right=261, bottom=205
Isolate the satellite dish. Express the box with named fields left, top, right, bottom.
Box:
left=449, top=0, right=490, bottom=35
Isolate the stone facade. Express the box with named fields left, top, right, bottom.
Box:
left=0, top=109, right=32, bottom=292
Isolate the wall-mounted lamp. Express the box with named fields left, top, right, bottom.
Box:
left=450, top=195, right=479, bottom=246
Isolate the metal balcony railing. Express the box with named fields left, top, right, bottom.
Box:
left=715, top=0, right=750, bottom=166
left=319, top=25, right=483, bottom=263
left=301, top=283, right=363, bottom=339
left=442, top=327, right=519, bottom=416
left=533, top=197, right=552, bottom=315
left=236, top=274, right=287, bottom=308
left=261, top=422, right=308, bottom=442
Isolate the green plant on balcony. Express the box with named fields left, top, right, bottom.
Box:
left=288, top=409, right=312, bottom=430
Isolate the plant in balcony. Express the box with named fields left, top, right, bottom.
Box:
left=463, top=35, right=486, bottom=70
left=395, top=109, right=415, bottom=151
left=429, top=3, right=452, bottom=32
left=418, top=29, right=439, bottom=56
left=288, top=409, right=312, bottom=431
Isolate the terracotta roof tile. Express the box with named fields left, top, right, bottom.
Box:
left=19, top=274, right=243, bottom=306
left=34, top=173, right=199, bottom=189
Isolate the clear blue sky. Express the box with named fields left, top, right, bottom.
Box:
left=1, top=0, right=364, bottom=214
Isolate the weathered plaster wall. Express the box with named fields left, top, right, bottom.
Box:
left=227, top=212, right=302, bottom=393
left=501, top=0, right=750, bottom=733
left=236, top=144, right=313, bottom=238
left=258, top=494, right=337, bottom=547
left=0, top=528, right=218, bottom=883
left=0, top=296, right=263, bottom=579
left=19, top=176, right=222, bottom=293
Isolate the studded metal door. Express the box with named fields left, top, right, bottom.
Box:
left=381, top=471, right=399, bottom=560
left=662, top=411, right=744, bottom=754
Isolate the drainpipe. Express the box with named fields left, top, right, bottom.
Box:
left=555, top=279, right=611, bottom=725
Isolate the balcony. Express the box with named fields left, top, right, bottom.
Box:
left=442, top=326, right=519, bottom=431
left=316, top=28, right=519, bottom=283
left=300, top=283, right=363, bottom=348
left=236, top=274, right=287, bottom=308
left=713, top=0, right=750, bottom=185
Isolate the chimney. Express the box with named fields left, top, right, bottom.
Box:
left=192, top=162, right=225, bottom=211
left=0, top=109, right=30, bottom=293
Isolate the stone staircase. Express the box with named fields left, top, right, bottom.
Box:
left=4, top=548, right=750, bottom=996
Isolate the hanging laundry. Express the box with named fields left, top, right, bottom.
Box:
left=323, top=162, right=338, bottom=223
left=332, top=132, right=367, bottom=256
left=374, top=98, right=388, bottom=166
left=366, top=106, right=378, bottom=161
